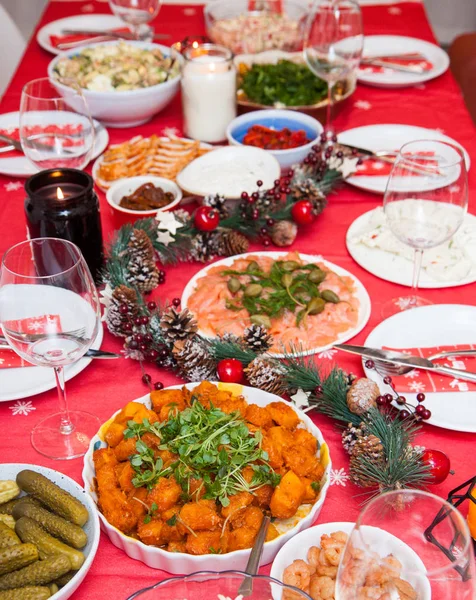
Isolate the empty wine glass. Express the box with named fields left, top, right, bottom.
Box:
left=108, top=0, right=162, bottom=40
left=383, top=139, right=468, bottom=316
left=336, top=490, right=476, bottom=600
left=0, top=238, right=101, bottom=460
left=304, top=0, right=363, bottom=134
left=20, top=78, right=95, bottom=171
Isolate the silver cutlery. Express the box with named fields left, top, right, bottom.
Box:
left=0, top=132, right=75, bottom=156
left=361, top=58, right=428, bottom=74
left=0, top=339, right=120, bottom=359
left=57, top=29, right=171, bottom=50
left=334, top=344, right=476, bottom=384
left=237, top=515, right=271, bottom=597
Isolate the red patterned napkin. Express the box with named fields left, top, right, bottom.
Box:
left=382, top=344, right=476, bottom=393
left=0, top=315, right=62, bottom=369
left=354, top=151, right=436, bottom=177
left=49, top=28, right=131, bottom=48
left=0, top=125, right=85, bottom=159
left=360, top=54, right=433, bottom=74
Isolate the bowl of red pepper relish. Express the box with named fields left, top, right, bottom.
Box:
left=226, top=109, right=322, bottom=168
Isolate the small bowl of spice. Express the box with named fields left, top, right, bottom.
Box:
left=106, top=176, right=182, bottom=220
left=226, top=109, right=322, bottom=169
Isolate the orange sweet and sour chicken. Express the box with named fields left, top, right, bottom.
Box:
left=93, top=382, right=326, bottom=555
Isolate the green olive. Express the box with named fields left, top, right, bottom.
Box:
left=282, top=260, right=300, bottom=272
left=321, top=289, right=340, bottom=303
left=227, top=277, right=241, bottom=294
left=307, top=297, right=326, bottom=315
left=250, top=314, right=271, bottom=329
left=246, top=261, right=260, bottom=274
left=308, top=269, right=326, bottom=284
left=281, top=273, right=293, bottom=288
left=244, top=283, right=263, bottom=297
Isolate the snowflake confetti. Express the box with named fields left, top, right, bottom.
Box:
left=394, top=297, right=415, bottom=311
left=9, top=400, right=36, bottom=416
left=27, top=321, right=44, bottom=332
left=290, top=389, right=311, bottom=410
left=156, top=210, right=184, bottom=236
left=81, top=3, right=95, bottom=11
left=388, top=6, right=402, bottom=15
left=317, top=349, right=337, bottom=360
left=449, top=378, right=469, bottom=392
left=0, top=358, right=5, bottom=365
left=403, top=369, right=420, bottom=379
left=408, top=381, right=426, bottom=393
left=183, top=8, right=197, bottom=16
left=354, top=100, right=372, bottom=111
left=329, top=468, right=350, bottom=487
left=162, top=126, right=181, bottom=138
left=4, top=181, right=22, bottom=192
left=157, top=229, right=175, bottom=246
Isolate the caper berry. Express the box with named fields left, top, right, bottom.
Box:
left=308, top=269, right=326, bottom=284
left=321, top=289, right=340, bottom=303
left=281, top=273, right=293, bottom=288
left=250, top=314, right=271, bottom=328
left=282, top=260, right=300, bottom=272
left=244, top=283, right=263, bottom=297
left=246, top=261, right=260, bottom=274
left=227, top=277, right=241, bottom=294
left=307, top=297, right=326, bottom=315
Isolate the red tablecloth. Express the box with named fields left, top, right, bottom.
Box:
left=0, top=2, right=475, bottom=598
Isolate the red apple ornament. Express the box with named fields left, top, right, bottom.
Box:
left=217, top=358, right=243, bottom=383
left=422, top=449, right=451, bottom=484
left=291, top=200, right=315, bottom=225
left=194, top=206, right=220, bottom=231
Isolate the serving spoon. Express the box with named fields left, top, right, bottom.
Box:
left=238, top=515, right=271, bottom=597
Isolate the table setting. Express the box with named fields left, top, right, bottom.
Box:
left=0, top=0, right=476, bottom=598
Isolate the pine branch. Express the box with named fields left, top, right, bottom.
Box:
left=204, top=338, right=258, bottom=365
left=315, top=368, right=361, bottom=426
left=282, top=352, right=322, bottom=392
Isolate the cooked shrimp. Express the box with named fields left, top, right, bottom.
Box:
left=356, top=586, right=387, bottom=600
left=365, top=555, right=402, bottom=586
left=307, top=546, right=321, bottom=569
left=320, top=531, right=348, bottom=566
left=309, top=575, right=335, bottom=600
left=283, top=559, right=312, bottom=592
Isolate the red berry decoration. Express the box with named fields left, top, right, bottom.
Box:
left=421, top=449, right=451, bottom=484
left=217, top=358, right=243, bottom=383
left=142, top=373, right=151, bottom=385
left=291, top=200, right=315, bottom=226
left=172, top=297, right=181, bottom=308
left=154, top=381, right=164, bottom=390
left=194, top=206, right=220, bottom=232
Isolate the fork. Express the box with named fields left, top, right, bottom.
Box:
left=373, top=350, right=476, bottom=381
left=1, top=327, right=86, bottom=344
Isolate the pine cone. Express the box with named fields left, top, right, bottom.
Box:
left=291, top=178, right=327, bottom=216
left=202, top=193, right=229, bottom=219
left=243, top=324, right=273, bottom=352
left=346, top=378, right=380, bottom=415
left=190, top=232, right=221, bottom=263
left=244, top=357, right=287, bottom=396
left=106, top=285, right=139, bottom=337
left=173, top=209, right=192, bottom=225
left=173, top=339, right=217, bottom=381
left=160, top=307, right=198, bottom=343
left=349, top=434, right=385, bottom=488
left=270, top=220, right=298, bottom=247
left=128, top=229, right=155, bottom=262
left=342, top=422, right=367, bottom=455
left=218, top=230, right=250, bottom=257
left=127, top=229, right=159, bottom=293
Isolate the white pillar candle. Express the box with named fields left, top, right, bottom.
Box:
left=182, top=44, right=237, bottom=143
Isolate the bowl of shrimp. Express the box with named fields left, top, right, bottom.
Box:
left=271, top=522, right=431, bottom=600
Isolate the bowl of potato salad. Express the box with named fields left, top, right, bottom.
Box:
left=48, top=41, right=182, bottom=128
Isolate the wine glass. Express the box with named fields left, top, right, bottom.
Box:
left=108, top=0, right=162, bottom=40
left=20, top=78, right=95, bottom=171
left=336, top=490, right=476, bottom=600
left=0, top=238, right=101, bottom=460
left=383, top=139, right=468, bottom=316
left=304, top=0, right=363, bottom=134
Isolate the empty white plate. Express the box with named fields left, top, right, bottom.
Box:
left=364, top=304, right=476, bottom=433
left=338, top=124, right=470, bottom=195
left=358, top=35, right=449, bottom=88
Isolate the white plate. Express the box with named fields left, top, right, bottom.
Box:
left=358, top=35, right=449, bottom=88
left=364, top=304, right=476, bottom=433
left=338, top=124, right=470, bottom=195
left=37, top=14, right=125, bottom=56
left=0, top=112, right=109, bottom=178
left=346, top=207, right=476, bottom=288
left=176, top=146, right=281, bottom=199
left=271, top=521, right=430, bottom=600
left=82, top=382, right=332, bottom=574
left=1, top=463, right=100, bottom=600
left=0, top=326, right=103, bottom=402
left=181, top=251, right=371, bottom=358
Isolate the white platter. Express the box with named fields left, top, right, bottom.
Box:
left=181, top=252, right=371, bottom=358
left=0, top=326, right=103, bottom=402
left=364, top=304, right=476, bottom=433
left=0, top=463, right=100, bottom=600
left=271, top=521, right=431, bottom=600
left=176, top=146, right=281, bottom=199
left=0, top=111, right=109, bottom=178
left=358, top=35, right=449, bottom=88
left=82, top=382, right=332, bottom=574
left=346, top=207, right=476, bottom=288
left=37, top=14, right=125, bottom=55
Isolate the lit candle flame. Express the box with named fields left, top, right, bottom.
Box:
left=192, top=41, right=199, bottom=48
left=56, top=187, right=64, bottom=200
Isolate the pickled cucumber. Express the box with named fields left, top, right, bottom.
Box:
left=15, top=518, right=85, bottom=570
left=0, top=498, right=41, bottom=517
left=0, top=543, right=38, bottom=576
left=53, top=570, right=76, bottom=588
left=13, top=502, right=87, bottom=549
left=0, top=587, right=51, bottom=600
left=16, top=471, right=88, bottom=527
left=0, top=554, right=70, bottom=590
left=0, top=519, right=14, bottom=531
left=47, top=584, right=58, bottom=595
left=0, top=483, right=20, bottom=506
left=0, top=524, right=20, bottom=550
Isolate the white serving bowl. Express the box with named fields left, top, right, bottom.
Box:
left=106, top=176, right=182, bottom=217
left=48, top=41, right=182, bottom=128
left=226, top=109, right=323, bottom=169
left=271, top=521, right=431, bottom=600
left=82, top=382, right=332, bottom=574
left=1, top=463, right=100, bottom=600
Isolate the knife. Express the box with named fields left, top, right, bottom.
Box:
left=0, top=340, right=120, bottom=360
left=334, top=344, right=476, bottom=383
left=361, top=59, right=427, bottom=74
left=61, top=29, right=171, bottom=40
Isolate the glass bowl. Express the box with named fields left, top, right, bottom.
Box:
left=126, top=571, right=312, bottom=599
left=204, top=0, right=308, bottom=55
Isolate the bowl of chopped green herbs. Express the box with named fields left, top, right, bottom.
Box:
left=235, top=50, right=356, bottom=113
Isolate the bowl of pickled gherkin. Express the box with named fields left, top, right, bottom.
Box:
left=0, top=465, right=99, bottom=600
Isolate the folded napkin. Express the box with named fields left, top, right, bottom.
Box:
left=49, top=28, right=131, bottom=48
left=354, top=151, right=436, bottom=177
left=0, top=315, right=62, bottom=369
left=382, top=344, right=476, bottom=393
left=360, top=54, right=433, bottom=75
left=0, top=125, right=85, bottom=159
